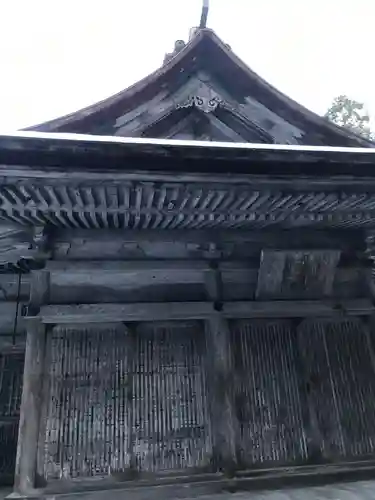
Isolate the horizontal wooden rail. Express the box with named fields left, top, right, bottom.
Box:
left=36, top=299, right=375, bottom=324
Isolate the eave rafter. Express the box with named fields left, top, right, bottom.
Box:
left=1, top=182, right=375, bottom=231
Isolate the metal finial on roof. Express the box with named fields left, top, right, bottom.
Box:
left=199, top=0, right=209, bottom=28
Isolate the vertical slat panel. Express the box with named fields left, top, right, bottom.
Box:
left=43, top=321, right=211, bottom=481
left=0, top=352, right=24, bottom=419
left=132, top=322, right=212, bottom=472
left=0, top=351, right=24, bottom=482
left=298, top=318, right=375, bottom=460
left=43, top=324, right=126, bottom=480
left=231, top=320, right=308, bottom=466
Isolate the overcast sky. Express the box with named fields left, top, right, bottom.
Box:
left=0, top=0, right=373, bottom=131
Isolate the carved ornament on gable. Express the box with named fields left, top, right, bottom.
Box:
left=176, top=92, right=223, bottom=114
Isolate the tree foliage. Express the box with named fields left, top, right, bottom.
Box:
left=325, top=95, right=373, bottom=140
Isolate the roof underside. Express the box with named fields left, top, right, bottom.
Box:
left=0, top=132, right=375, bottom=269
left=27, top=30, right=373, bottom=148
left=1, top=133, right=375, bottom=234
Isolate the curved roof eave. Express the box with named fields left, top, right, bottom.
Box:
left=26, top=30, right=208, bottom=132
left=27, top=29, right=374, bottom=147
left=209, top=32, right=374, bottom=147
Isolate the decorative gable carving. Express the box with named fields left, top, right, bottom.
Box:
left=175, top=79, right=224, bottom=114
left=177, top=94, right=223, bottom=113
left=256, top=250, right=341, bottom=300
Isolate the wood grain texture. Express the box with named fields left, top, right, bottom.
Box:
left=1, top=182, right=375, bottom=232
left=256, top=250, right=340, bottom=300
left=231, top=320, right=308, bottom=466
left=37, top=300, right=375, bottom=324
left=205, top=315, right=239, bottom=471
left=14, top=319, right=46, bottom=494
left=42, top=322, right=212, bottom=480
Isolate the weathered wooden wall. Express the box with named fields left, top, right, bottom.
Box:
left=0, top=350, right=24, bottom=484
left=33, top=316, right=375, bottom=485
left=40, top=322, right=211, bottom=480
left=5, top=227, right=375, bottom=493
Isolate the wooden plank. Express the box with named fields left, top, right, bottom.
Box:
left=38, top=299, right=375, bottom=324
left=256, top=250, right=341, bottom=300
left=45, top=260, right=363, bottom=288
left=5, top=165, right=375, bottom=191
left=14, top=318, right=46, bottom=495
left=29, top=270, right=50, bottom=313
left=223, top=299, right=375, bottom=318
left=0, top=302, right=26, bottom=335
left=39, top=302, right=214, bottom=323
left=203, top=261, right=238, bottom=471
left=47, top=260, right=210, bottom=275
left=52, top=228, right=364, bottom=249
left=0, top=274, right=30, bottom=302
left=203, top=263, right=223, bottom=304
left=43, top=261, right=365, bottom=304
left=205, top=314, right=238, bottom=472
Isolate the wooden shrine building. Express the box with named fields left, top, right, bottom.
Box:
left=1, top=5, right=375, bottom=499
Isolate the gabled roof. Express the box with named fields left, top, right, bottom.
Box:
left=28, top=29, right=373, bottom=147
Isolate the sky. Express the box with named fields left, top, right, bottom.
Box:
left=0, top=0, right=374, bottom=131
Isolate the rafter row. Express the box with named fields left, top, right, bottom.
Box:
left=1, top=184, right=375, bottom=229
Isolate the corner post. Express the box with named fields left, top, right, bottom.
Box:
left=14, top=317, right=46, bottom=495
left=14, top=267, right=50, bottom=495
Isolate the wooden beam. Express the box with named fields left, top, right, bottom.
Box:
left=47, top=260, right=211, bottom=274
left=47, top=260, right=254, bottom=290
left=4, top=165, right=375, bottom=191
left=38, top=299, right=375, bottom=324
left=53, top=228, right=364, bottom=250
left=39, top=302, right=214, bottom=323
left=45, top=261, right=364, bottom=301
left=222, top=300, right=375, bottom=318
left=45, top=260, right=364, bottom=279
left=14, top=318, right=46, bottom=495
left=29, top=270, right=50, bottom=314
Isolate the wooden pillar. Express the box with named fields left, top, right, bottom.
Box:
left=205, top=314, right=239, bottom=472
left=29, top=270, right=50, bottom=315
left=14, top=268, right=50, bottom=495
left=14, top=318, right=46, bottom=495
left=204, top=262, right=239, bottom=473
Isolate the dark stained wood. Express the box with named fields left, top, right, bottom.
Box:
left=29, top=270, right=50, bottom=315
left=0, top=302, right=26, bottom=335
left=1, top=175, right=375, bottom=235
left=203, top=259, right=239, bottom=471
left=204, top=264, right=223, bottom=306
left=14, top=318, right=46, bottom=494
left=205, top=314, right=239, bottom=472
left=222, top=299, right=374, bottom=318
left=37, top=299, right=375, bottom=324
left=52, top=228, right=365, bottom=248
left=45, top=265, right=365, bottom=305
left=256, top=250, right=341, bottom=300
left=39, top=302, right=214, bottom=323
